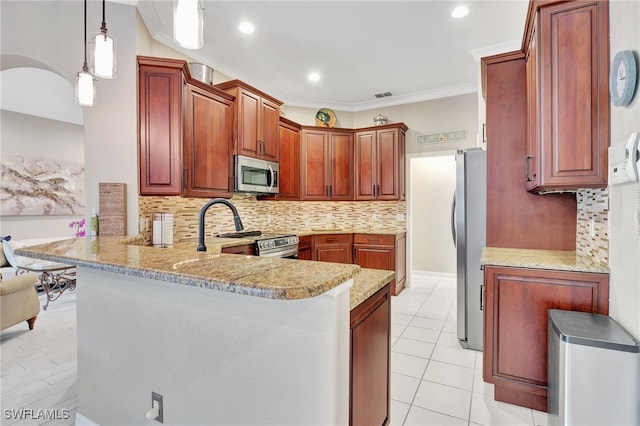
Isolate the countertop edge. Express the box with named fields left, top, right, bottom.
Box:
left=15, top=240, right=362, bottom=301
left=480, top=247, right=610, bottom=274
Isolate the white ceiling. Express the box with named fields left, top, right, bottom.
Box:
left=137, top=0, right=529, bottom=111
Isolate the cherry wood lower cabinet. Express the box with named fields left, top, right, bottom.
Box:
left=483, top=266, right=609, bottom=411
left=314, top=234, right=353, bottom=264
left=297, top=235, right=312, bottom=260
left=353, top=233, right=406, bottom=296
left=221, top=244, right=254, bottom=255
left=350, top=283, right=391, bottom=426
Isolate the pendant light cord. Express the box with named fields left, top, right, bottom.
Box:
left=101, top=0, right=108, bottom=33
left=83, top=0, right=89, bottom=72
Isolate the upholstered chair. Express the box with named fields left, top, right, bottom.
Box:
left=0, top=273, right=40, bottom=331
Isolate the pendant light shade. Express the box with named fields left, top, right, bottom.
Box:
left=173, top=0, right=203, bottom=49
left=76, top=0, right=96, bottom=106
left=76, top=69, right=97, bottom=106
left=89, top=0, right=116, bottom=78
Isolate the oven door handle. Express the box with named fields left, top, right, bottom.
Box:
left=267, top=165, right=275, bottom=192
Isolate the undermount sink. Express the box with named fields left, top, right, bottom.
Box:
left=216, top=230, right=262, bottom=239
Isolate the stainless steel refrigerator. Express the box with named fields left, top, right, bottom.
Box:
left=451, top=148, right=486, bottom=351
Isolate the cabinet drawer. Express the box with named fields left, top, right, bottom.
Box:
left=314, top=234, right=352, bottom=245
left=353, top=234, right=395, bottom=245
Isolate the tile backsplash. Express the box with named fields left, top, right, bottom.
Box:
left=576, top=188, right=609, bottom=265
left=138, top=194, right=406, bottom=245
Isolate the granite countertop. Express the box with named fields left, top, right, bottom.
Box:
left=15, top=236, right=361, bottom=300
left=350, top=269, right=395, bottom=310
left=480, top=247, right=610, bottom=274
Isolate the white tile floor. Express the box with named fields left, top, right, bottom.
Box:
left=0, top=274, right=549, bottom=425
left=391, top=273, right=548, bottom=426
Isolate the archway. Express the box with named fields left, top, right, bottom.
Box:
left=1, top=56, right=86, bottom=239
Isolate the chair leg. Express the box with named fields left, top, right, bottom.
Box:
left=27, top=316, right=37, bottom=330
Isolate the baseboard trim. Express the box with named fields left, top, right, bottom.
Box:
left=411, top=270, right=455, bottom=279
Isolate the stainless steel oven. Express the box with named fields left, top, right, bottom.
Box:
left=254, top=234, right=299, bottom=258
left=234, top=155, right=279, bottom=194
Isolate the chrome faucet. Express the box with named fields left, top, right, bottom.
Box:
left=197, top=198, right=244, bottom=252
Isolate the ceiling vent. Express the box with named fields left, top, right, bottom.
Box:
left=374, top=91, right=393, bottom=98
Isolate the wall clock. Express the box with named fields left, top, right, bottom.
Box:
left=610, top=50, right=637, bottom=107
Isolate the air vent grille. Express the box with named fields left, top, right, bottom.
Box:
left=374, top=91, right=393, bottom=98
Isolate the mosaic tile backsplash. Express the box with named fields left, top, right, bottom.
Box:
left=138, top=194, right=406, bottom=245
left=576, top=188, right=609, bottom=265
left=139, top=189, right=608, bottom=266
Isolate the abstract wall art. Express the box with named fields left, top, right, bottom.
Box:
left=1, top=155, right=85, bottom=216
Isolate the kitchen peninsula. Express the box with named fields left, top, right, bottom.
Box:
left=17, top=237, right=393, bottom=425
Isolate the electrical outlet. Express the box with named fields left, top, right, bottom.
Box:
left=326, top=213, right=333, bottom=221
left=151, top=392, right=163, bottom=423
left=371, top=214, right=378, bottom=220
left=590, top=218, right=595, bottom=238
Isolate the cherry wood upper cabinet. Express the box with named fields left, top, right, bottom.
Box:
left=138, top=57, right=186, bottom=196
left=261, top=117, right=301, bottom=200
left=215, top=80, right=282, bottom=162
left=524, top=0, right=610, bottom=192
left=182, top=84, right=235, bottom=198
left=354, top=123, right=407, bottom=201
left=301, top=128, right=354, bottom=201
left=138, top=56, right=236, bottom=199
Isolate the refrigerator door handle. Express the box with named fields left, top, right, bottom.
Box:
left=451, top=191, right=457, bottom=247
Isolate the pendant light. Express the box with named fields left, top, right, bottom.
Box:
left=75, top=0, right=96, bottom=106
left=173, top=0, right=204, bottom=49
left=89, top=0, right=117, bottom=78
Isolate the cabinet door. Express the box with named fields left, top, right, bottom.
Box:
left=297, top=235, right=313, bottom=260
left=301, top=130, right=329, bottom=200
left=274, top=119, right=300, bottom=199
left=377, top=128, right=403, bottom=200
left=236, top=89, right=260, bottom=158
left=138, top=62, right=183, bottom=195
left=483, top=266, right=609, bottom=411
left=534, top=1, right=609, bottom=191
left=260, top=98, right=280, bottom=162
left=525, top=15, right=539, bottom=190
left=315, top=244, right=352, bottom=264
left=328, top=131, right=354, bottom=200
left=354, top=130, right=376, bottom=200
left=183, top=84, right=234, bottom=198
left=351, top=284, right=390, bottom=426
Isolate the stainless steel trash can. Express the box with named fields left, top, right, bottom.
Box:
left=548, top=309, right=640, bottom=426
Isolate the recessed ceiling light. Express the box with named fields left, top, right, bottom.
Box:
left=238, top=21, right=255, bottom=34
left=308, top=72, right=320, bottom=82
left=451, top=6, right=469, bottom=18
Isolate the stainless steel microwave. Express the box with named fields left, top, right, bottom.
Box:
left=234, top=155, right=279, bottom=194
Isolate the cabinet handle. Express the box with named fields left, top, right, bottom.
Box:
left=183, top=168, right=188, bottom=189
left=325, top=185, right=329, bottom=197
left=480, top=284, right=484, bottom=311
left=326, top=238, right=339, bottom=242
left=372, top=185, right=376, bottom=197
left=376, top=184, right=380, bottom=197
left=524, top=156, right=532, bottom=182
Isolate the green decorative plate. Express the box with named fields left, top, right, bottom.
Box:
left=315, top=108, right=337, bottom=127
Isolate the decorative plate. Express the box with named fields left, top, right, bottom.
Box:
left=315, top=108, right=337, bottom=127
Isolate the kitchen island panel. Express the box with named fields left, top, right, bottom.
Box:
left=76, top=267, right=351, bottom=425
